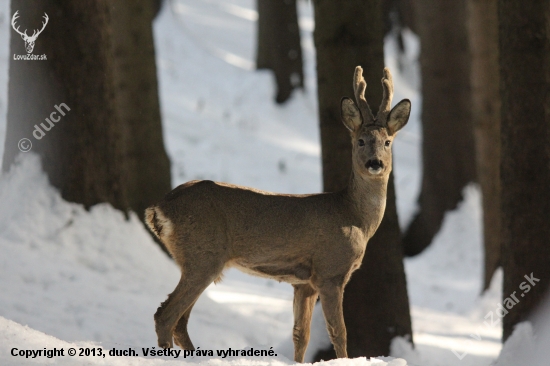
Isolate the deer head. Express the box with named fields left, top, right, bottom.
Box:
left=341, top=66, right=411, bottom=179
left=11, top=11, right=49, bottom=54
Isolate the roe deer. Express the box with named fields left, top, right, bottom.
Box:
left=145, top=66, right=410, bottom=362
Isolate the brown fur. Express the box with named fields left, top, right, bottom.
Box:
left=145, top=67, right=411, bottom=362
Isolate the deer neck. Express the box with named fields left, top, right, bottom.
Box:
left=344, top=169, right=389, bottom=237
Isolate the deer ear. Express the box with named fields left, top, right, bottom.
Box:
left=387, top=99, right=411, bottom=135
left=341, top=97, right=362, bottom=132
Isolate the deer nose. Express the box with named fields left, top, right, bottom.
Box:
left=366, top=159, right=384, bottom=173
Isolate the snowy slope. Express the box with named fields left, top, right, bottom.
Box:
left=0, top=0, right=509, bottom=365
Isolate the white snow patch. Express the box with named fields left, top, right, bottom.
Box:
left=405, top=185, right=484, bottom=314
left=494, top=293, right=550, bottom=366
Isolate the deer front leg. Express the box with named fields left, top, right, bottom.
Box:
left=318, top=283, right=348, bottom=359
left=155, top=256, right=225, bottom=349
left=292, top=284, right=318, bottom=363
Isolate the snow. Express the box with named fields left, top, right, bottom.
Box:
left=493, top=293, right=550, bottom=366
left=0, top=0, right=536, bottom=365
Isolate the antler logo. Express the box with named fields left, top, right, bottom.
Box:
left=11, top=11, right=49, bottom=54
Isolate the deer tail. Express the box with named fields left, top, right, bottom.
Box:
left=145, top=206, right=173, bottom=241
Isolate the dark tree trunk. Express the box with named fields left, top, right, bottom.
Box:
left=256, top=0, right=304, bottom=104
left=397, top=0, right=416, bottom=34
left=313, top=0, right=384, bottom=193
left=3, top=0, right=171, bottom=233
left=403, top=0, right=477, bottom=257
left=109, top=0, right=172, bottom=223
left=3, top=0, right=127, bottom=210
left=498, top=0, right=550, bottom=341
left=466, top=0, right=501, bottom=291
left=313, top=0, right=412, bottom=358
left=152, top=0, right=163, bottom=18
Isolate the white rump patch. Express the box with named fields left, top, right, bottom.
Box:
left=144, top=206, right=174, bottom=241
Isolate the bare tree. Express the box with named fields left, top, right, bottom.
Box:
left=466, top=0, right=501, bottom=290
left=256, top=0, right=304, bottom=103
left=313, top=0, right=412, bottom=358
left=403, top=0, right=477, bottom=257
left=498, top=0, right=550, bottom=341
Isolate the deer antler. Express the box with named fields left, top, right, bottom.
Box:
left=11, top=10, right=28, bottom=38
left=376, top=68, right=394, bottom=123
left=353, top=66, right=375, bottom=125
left=28, top=13, right=49, bottom=41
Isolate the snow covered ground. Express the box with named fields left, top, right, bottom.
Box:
left=0, top=0, right=524, bottom=365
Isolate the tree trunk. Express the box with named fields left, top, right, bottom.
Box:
left=152, top=0, right=163, bottom=18
left=466, top=0, right=501, bottom=291
left=403, top=0, right=477, bottom=257
left=109, top=0, right=172, bottom=224
left=3, top=0, right=127, bottom=211
left=397, top=0, right=416, bottom=34
left=256, top=0, right=303, bottom=104
left=3, top=0, right=171, bottom=232
left=313, top=0, right=412, bottom=358
left=498, top=0, right=550, bottom=341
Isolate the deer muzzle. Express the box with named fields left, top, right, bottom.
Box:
left=366, top=159, right=384, bottom=175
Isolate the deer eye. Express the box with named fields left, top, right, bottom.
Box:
left=385, top=140, right=391, bottom=147
left=358, top=139, right=365, bottom=146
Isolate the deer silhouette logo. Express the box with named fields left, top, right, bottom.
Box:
left=11, top=11, right=49, bottom=54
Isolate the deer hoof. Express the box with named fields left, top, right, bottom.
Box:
left=174, top=335, right=194, bottom=350
left=158, top=338, right=173, bottom=349
left=156, top=329, right=173, bottom=349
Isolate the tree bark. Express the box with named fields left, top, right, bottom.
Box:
left=3, top=0, right=171, bottom=232
left=109, top=0, right=172, bottom=224
left=313, top=0, right=412, bottom=358
left=256, top=0, right=304, bottom=104
left=466, top=0, right=501, bottom=291
left=152, top=0, right=163, bottom=18
left=403, top=0, right=477, bottom=257
left=498, top=0, right=550, bottom=341
left=397, top=0, right=416, bottom=34
left=4, top=0, right=127, bottom=211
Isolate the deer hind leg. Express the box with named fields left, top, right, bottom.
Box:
left=173, top=298, right=198, bottom=350
left=292, top=283, right=318, bottom=363
left=318, top=282, right=348, bottom=359
left=154, top=255, right=225, bottom=349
